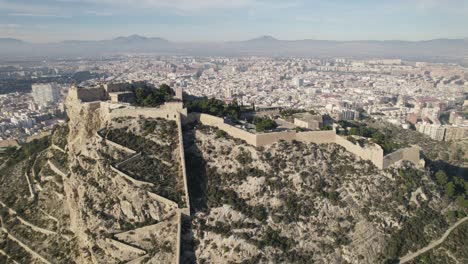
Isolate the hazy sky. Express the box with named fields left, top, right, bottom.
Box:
left=0, top=0, right=467, bottom=42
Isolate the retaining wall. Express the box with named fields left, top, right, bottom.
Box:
left=96, top=131, right=137, bottom=155
left=110, top=166, right=154, bottom=187
left=110, top=163, right=179, bottom=209
left=104, top=139, right=137, bottom=154
left=146, top=192, right=178, bottom=209
left=47, top=160, right=68, bottom=178
left=115, top=153, right=142, bottom=168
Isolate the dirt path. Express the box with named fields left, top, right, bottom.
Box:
left=399, top=216, right=468, bottom=263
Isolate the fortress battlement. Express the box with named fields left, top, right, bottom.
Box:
left=184, top=112, right=422, bottom=170
left=66, top=82, right=421, bottom=171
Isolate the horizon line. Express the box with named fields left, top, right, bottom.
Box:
left=1, top=34, right=468, bottom=44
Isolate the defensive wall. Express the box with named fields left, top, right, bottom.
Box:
left=295, top=130, right=336, bottom=144
left=1, top=131, right=53, bottom=149
left=100, top=102, right=187, bottom=122
left=103, top=81, right=147, bottom=93
left=176, top=113, right=191, bottom=215
left=68, top=86, right=108, bottom=103
left=175, top=210, right=182, bottom=264
left=114, top=152, right=142, bottom=169
left=383, top=146, right=422, bottom=169
left=68, top=91, right=422, bottom=263
left=100, top=135, right=137, bottom=155
left=97, top=102, right=190, bottom=213
left=183, top=113, right=257, bottom=145
left=25, top=131, right=53, bottom=143
left=0, top=139, right=19, bottom=149
left=95, top=131, right=180, bottom=209
left=67, top=86, right=189, bottom=264
left=185, top=113, right=421, bottom=170
left=335, top=135, right=384, bottom=168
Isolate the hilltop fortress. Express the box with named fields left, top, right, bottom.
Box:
left=58, top=81, right=426, bottom=263
left=67, top=81, right=422, bottom=171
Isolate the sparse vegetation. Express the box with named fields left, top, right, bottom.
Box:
left=185, top=97, right=242, bottom=120
left=253, top=116, right=278, bottom=132
left=134, top=83, right=175, bottom=107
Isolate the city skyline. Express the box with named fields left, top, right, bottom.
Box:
left=0, top=0, right=468, bottom=42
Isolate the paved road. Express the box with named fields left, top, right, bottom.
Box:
left=399, top=216, right=468, bottom=263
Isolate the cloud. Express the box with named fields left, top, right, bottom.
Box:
left=0, top=23, right=21, bottom=28
left=83, top=10, right=113, bottom=16
left=57, top=0, right=257, bottom=10
left=387, top=0, right=468, bottom=13
left=8, top=13, right=71, bottom=18
left=0, top=1, right=69, bottom=18
left=0, top=1, right=56, bottom=13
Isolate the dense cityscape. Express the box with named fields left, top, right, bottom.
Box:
left=1, top=56, right=467, bottom=145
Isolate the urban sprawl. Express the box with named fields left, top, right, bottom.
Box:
left=1, top=56, right=467, bottom=146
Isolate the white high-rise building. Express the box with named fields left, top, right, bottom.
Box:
left=292, top=77, right=304, bottom=87
left=31, top=83, right=60, bottom=106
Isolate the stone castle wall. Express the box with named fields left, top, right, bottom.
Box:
left=69, top=86, right=108, bottom=103
left=185, top=113, right=258, bottom=146
left=176, top=113, right=191, bottom=215
left=104, top=81, right=147, bottom=93
left=175, top=210, right=182, bottom=264
left=100, top=102, right=187, bottom=122
left=402, top=146, right=421, bottom=164
left=87, top=101, right=190, bottom=212
left=0, top=139, right=19, bottom=149
left=335, top=135, right=384, bottom=169
left=256, top=131, right=297, bottom=146
left=383, top=146, right=421, bottom=169
left=25, top=131, right=53, bottom=143
left=96, top=130, right=182, bottom=209
left=383, top=149, right=404, bottom=169
left=294, top=130, right=336, bottom=144
left=186, top=113, right=421, bottom=170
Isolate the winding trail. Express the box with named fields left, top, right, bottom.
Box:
left=399, top=216, right=468, bottom=263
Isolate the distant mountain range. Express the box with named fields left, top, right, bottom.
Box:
left=0, top=35, right=467, bottom=61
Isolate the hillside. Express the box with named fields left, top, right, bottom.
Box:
left=181, top=123, right=467, bottom=263
left=0, top=113, right=185, bottom=263
left=0, top=109, right=467, bottom=263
